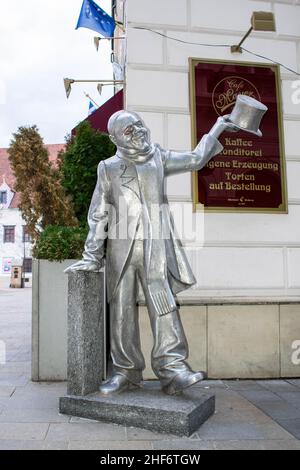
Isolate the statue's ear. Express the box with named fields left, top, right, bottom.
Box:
left=109, top=134, right=116, bottom=145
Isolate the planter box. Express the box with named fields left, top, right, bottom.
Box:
left=32, top=259, right=77, bottom=381
left=32, top=259, right=107, bottom=383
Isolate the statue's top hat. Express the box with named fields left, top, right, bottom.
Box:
left=228, top=95, right=268, bottom=137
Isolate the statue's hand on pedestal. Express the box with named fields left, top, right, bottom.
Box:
left=64, top=259, right=104, bottom=274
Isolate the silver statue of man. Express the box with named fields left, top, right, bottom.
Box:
left=66, top=110, right=238, bottom=395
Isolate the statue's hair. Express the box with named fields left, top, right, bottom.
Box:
left=107, top=110, right=140, bottom=136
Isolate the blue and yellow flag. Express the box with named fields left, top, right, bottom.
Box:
left=76, top=0, right=116, bottom=38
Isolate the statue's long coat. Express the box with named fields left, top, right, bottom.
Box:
left=83, top=134, right=223, bottom=303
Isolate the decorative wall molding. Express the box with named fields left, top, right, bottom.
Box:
left=128, top=22, right=300, bottom=42
left=286, top=155, right=300, bottom=161
left=284, top=114, right=300, bottom=121
left=128, top=104, right=190, bottom=114
left=128, top=64, right=300, bottom=83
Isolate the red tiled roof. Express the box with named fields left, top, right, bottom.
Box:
left=0, top=144, right=65, bottom=209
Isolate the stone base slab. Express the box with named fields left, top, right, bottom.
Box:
left=59, top=382, right=215, bottom=437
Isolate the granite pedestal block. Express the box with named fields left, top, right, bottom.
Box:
left=59, top=381, right=215, bottom=436
left=67, top=270, right=105, bottom=396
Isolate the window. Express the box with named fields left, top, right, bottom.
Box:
left=0, top=191, right=7, bottom=204
left=22, top=226, right=32, bottom=243
left=3, top=226, right=15, bottom=243
left=23, top=258, right=32, bottom=273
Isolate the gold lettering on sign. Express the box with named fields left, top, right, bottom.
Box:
left=225, top=172, right=255, bottom=182
left=224, top=182, right=271, bottom=193
left=207, top=160, right=279, bottom=172
left=225, top=138, right=253, bottom=147
left=209, top=181, right=272, bottom=193
left=212, top=76, right=261, bottom=116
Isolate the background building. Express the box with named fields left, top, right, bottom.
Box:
left=32, top=0, right=300, bottom=382
left=0, top=144, right=64, bottom=287
left=112, top=0, right=300, bottom=379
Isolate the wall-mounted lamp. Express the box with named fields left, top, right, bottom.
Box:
left=63, top=78, right=125, bottom=99
left=64, top=78, right=75, bottom=99
left=93, top=35, right=125, bottom=51
left=97, top=83, right=103, bottom=95
left=231, top=11, right=276, bottom=53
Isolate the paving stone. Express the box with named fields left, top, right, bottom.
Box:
left=42, top=440, right=69, bottom=450
left=69, top=416, right=99, bottom=423
left=211, top=407, right=272, bottom=425
left=195, top=421, right=295, bottom=441
left=0, top=408, right=70, bottom=423
left=223, top=380, right=263, bottom=391
left=195, top=380, right=226, bottom=389
left=215, top=389, right=265, bottom=412
left=259, top=380, right=300, bottom=393
left=0, top=440, right=68, bottom=450
left=1, top=393, right=59, bottom=410
left=0, top=376, right=29, bottom=387
left=153, top=440, right=215, bottom=450
left=68, top=440, right=153, bottom=450
left=0, top=423, right=49, bottom=440
left=0, top=362, right=31, bottom=375
left=276, top=419, right=300, bottom=440
left=213, top=439, right=300, bottom=450
left=238, top=390, right=284, bottom=403
left=46, top=422, right=127, bottom=441
left=126, top=426, right=182, bottom=441
left=246, top=400, right=300, bottom=420
left=286, top=379, right=300, bottom=389
left=274, top=391, right=300, bottom=409
left=0, top=386, right=15, bottom=397
left=19, top=381, right=67, bottom=394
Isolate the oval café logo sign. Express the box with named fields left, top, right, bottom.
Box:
left=212, top=76, right=261, bottom=116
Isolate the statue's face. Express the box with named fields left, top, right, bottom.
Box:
left=112, top=113, right=151, bottom=153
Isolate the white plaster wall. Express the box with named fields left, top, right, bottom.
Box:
left=0, top=209, right=32, bottom=274
left=124, top=0, right=300, bottom=300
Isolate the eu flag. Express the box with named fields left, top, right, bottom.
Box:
left=76, top=0, right=116, bottom=38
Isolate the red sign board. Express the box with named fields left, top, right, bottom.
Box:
left=189, top=59, right=287, bottom=213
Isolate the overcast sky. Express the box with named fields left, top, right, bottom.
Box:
left=0, top=0, right=114, bottom=148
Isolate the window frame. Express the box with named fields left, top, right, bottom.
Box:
left=0, top=191, right=7, bottom=204
left=23, top=257, right=32, bottom=273
left=22, top=226, right=32, bottom=243
left=3, top=225, right=15, bottom=243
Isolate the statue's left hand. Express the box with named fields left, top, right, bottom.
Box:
left=219, top=114, right=240, bottom=133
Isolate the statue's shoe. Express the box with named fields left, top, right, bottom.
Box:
left=162, top=370, right=206, bottom=396
left=99, top=373, right=141, bottom=395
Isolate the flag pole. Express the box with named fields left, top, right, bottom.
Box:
left=84, top=92, right=99, bottom=108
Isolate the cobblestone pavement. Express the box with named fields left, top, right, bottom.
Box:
left=0, top=287, right=300, bottom=450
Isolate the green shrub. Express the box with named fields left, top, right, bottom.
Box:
left=58, top=121, right=115, bottom=226
left=33, top=225, right=88, bottom=261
